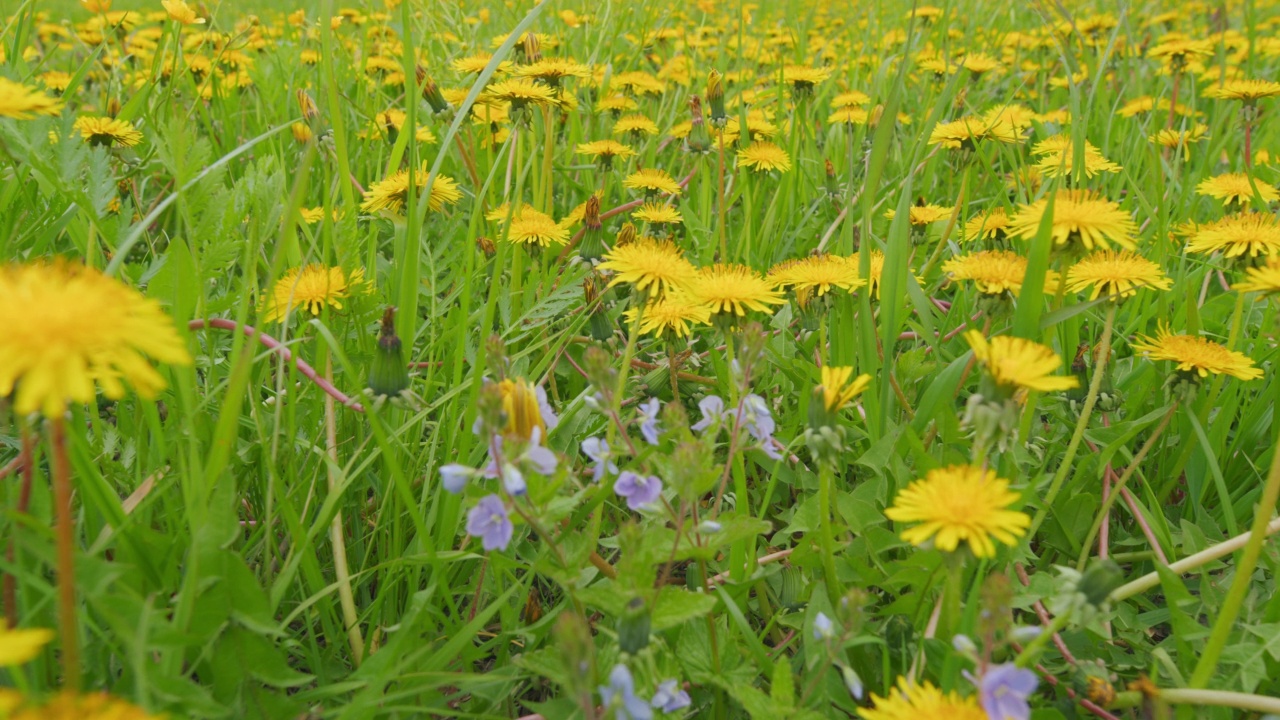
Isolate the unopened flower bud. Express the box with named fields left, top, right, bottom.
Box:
left=476, top=235, right=496, bottom=257
left=416, top=66, right=451, bottom=116
left=706, top=70, right=726, bottom=126
left=368, top=308, right=411, bottom=397
left=578, top=195, right=607, bottom=262
left=1078, top=559, right=1124, bottom=608
left=686, top=96, right=713, bottom=152
left=617, top=596, right=651, bottom=655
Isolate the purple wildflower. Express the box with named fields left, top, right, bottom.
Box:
left=581, top=437, right=619, bottom=482
left=439, top=463, right=472, bottom=494
left=650, top=680, right=691, bottom=713
left=466, top=495, right=513, bottom=551
left=615, top=471, right=663, bottom=510
left=599, top=664, right=653, bottom=720
left=977, top=663, right=1038, bottom=720
left=691, top=395, right=726, bottom=433
left=637, top=398, right=662, bottom=445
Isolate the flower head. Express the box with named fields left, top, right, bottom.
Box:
left=494, top=377, right=559, bottom=441
left=1204, top=78, right=1280, bottom=102
left=976, top=664, right=1038, bottom=720
left=819, top=366, right=871, bottom=412
left=612, top=114, right=660, bottom=137
left=615, top=471, right=663, bottom=511
left=1196, top=173, right=1279, bottom=207
left=688, top=264, right=786, bottom=317
left=360, top=166, right=462, bottom=216
left=581, top=437, right=618, bottom=482
left=1031, top=136, right=1122, bottom=178
left=845, top=250, right=887, bottom=297
left=769, top=254, right=867, bottom=299
left=162, top=0, right=204, bottom=24
left=737, top=140, right=792, bottom=173
left=650, top=680, right=691, bottom=713
left=944, top=250, right=1054, bottom=296
left=965, top=331, right=1079, bottom=394
left=576, top=139, right=638, bottom=167
left=466, top=495, right=514, bottom=551
left=599, top=237, right=697, bottom=298
left=260, top=265, right=366, bottom=322
left=885, top=464, right=1030, bottom=557
left=1149, top=124, right=1209, bottom=159
left=1132, top=324, right=1262, bottom=380
left=632, top=202, right=683, bottom=227
left=73, top=116, right=143, bottom=147
left=0, top=626, right=53, bottom=666
left=1065, top=250, right=1171, bottom=300
left=1186, top=213, right=1280, bottom=259
left=1234, top=257, right=1280, bottom=295
left=1008, top=190, right=1138, bottom=252
left=0, top=262, right=191, bottom=417
left=623, top=168, right=682, bottom=196
left=482, top=77, right=559, bottom=109
left=964, top=208, right=1010, bottom=242
left=599, top=665, right=653, bottom=720
left=506, top=207, right=570, bottom=247
left=623, top=293, right=711, bottom=338
left=859, top=677, right=988, bottom=720
left=0, top=77, right=63, bottom=118
left=928, top=115, right=1022, bottom=149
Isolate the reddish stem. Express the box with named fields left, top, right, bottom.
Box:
left=51, top=416, right=80, bottom=690
left=2, top=431, right=35, bottom=629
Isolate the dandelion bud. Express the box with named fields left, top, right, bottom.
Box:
left=476, top=235, right=496, bottom=258
left=295, top=89, right=320, bottom=120
left=583, top=275, right=614, bottom=341
left=777, top=565, right=807, bottom=610
left=824, top=158, right=840, bottom=198
left=554, top=613, right=595, bottom=692
left=686, top=95, right=713, bottom=152
left=578, top=195, right=607, bottom=262
left=368, top=307, right=410, bottom=397
left=706, top=70, right=726, bottom=126
left=417, top=67, right=451, bottom=115
left=615, top=222, right=637, bottom=248
left=106, top=97, right=121, bottom=117
left=616, top=596, right=651, bottom=655
left=291, top=121, right=313, bottom=143
left=583, top=345, right=617, bottom=395
left=521, top=32, right=541, bottom=64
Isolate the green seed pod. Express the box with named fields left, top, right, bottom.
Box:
left=368, top=308, right=410, bottom=397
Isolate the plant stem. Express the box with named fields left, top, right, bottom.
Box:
left=1075, top=402, right=1179, bottom=570
left=1014, top=610, right=1072, bottom=668
left=1028, top=302, right=1117, bottom=537
left=817, top=463, right=840, bottom=607
left=50, top=415, right=80, bottom=691
left=1112, top=516, right=1280, bottom=602
left=1187, top=426, right=1280, bottom=688
left=1160, top=688, right=1280, bottom=714
left=324, top=358, right=364, bottom=666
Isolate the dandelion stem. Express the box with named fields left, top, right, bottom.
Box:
left=1187, top=422, right=1280, bottom=688
left=324, top=358, right=365, bottom=667
left=1028, top=302, right=1117, bottom=538
left=1075, top=402, right=1179, bottom=570
left=817, top=463, right=841, bottom=607
left=50, top=415, right=80, bottom=691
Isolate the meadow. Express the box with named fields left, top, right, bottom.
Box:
left=3, top=0, right=1280, bottom=718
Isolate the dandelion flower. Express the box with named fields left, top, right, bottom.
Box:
left=859, top=678, right=988, bottom=720
left=782, top=64, right=832, bottom=91
left=1234, top=257, right=1280, bottom=295
left=506, top=207, right=570, bottom=247
left=515, top=57, right=591, bottom=84
left=769, top=254, right=866, bottom=297
left=885, top=465, right=1030, bottom=557
left=944, top=250, right=1053, bottom=296
left=73, top=116, right=143, bottom=147
left=1065, top=251, right=1171, bottom=300
left=1204, top=78, right=1280, bottom=102
left=598, top=237, right=697, bottom=297
left=1008, top=190, right=1138, bottom=252
left=1031, top=135, right=1122, bottom=178
left=845, top=250, right=887, bottom=298
left=482, top=77, right=559, bottom=109
left=886, top=204, right=954, bottom=226
left=737, top=140, right=792, bottom=173
left=832, top=90, right=870, bottom=107
left=828, top=106, right=870, bottom=125
left=1149, top=124, right=1209, bottom=159
left=688, top=264, right=786, bottom=317
left=964, top=208, right=1010, bottom=241
left=612, top=113, right=660, bottom=137
left=577, top=139, right=637, bottom=167
left=818, top=366, right=871, bottom=412
left=928, top=115, right=1022, bottom=149
left=1186, top=213, right=1280, bottom=258
left=360, top=166, right=462, bottom=215
left=496, top=377, right=557, bottom=440
left=0, top=77, right=63, bottom=118
left=1132, top=324, right=1261, bottom=380
left=965, top=331, right=1079, bottom=393
left=622, top=168, right=682, bottom=196
left=1196, top=173, right=1278, bottom=207
left=162, top=0, right=204, bottom=24
left=0, top=262, right=192, bottom=417
left=632, top=202, right=683, bottom=227
left=0, top=626, right=54, bottom=666
left=261, top=265, right=367, bottom=323
left=623, top=293, right=711, bottom=338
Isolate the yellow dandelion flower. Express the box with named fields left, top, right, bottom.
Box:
left=623, top=168, right=682, bottom=196
left=514, top=57, right=591, bottom=83
left=10, top=691, right=166, bottom=720
left=944, top=250, right=1054, bottom=296
left=885, top=465, right=1030, bottom=557
left=0, top=626, right=54, bottom=666
left=782, top=64, right=832, bottom=90
left=623, top=293, right=711, bottom=338
left=161, top=0, right=204, bottom=24
left=482, top=77, right=559, bottom=109
left=737, top=141, right=792, bottom=173
left=1186, top=213, right=1280, bottom=258
left=1234, top=257, right=1280, bottom=295
left=368, top=108, right=437, bottom=144
left=965, top=331, right=1079, bottom=393
left=1196, top=173, right=1279, bottom=207
left=596, top=94, right=639, bottom=114
left=769, top=254, right=867, bottom=298
left=828, top=106, right=870, bottom=125
left=261, top=264, right=366, bottom=323
left=1008, top=190, right=1138, bottom=252
left=612, top=113, right=660, bottom=137
left=1065, top=250, right=1171, bottom=300
left=73, top=116, right=143, bottom=147
left=1132, top=324, right=1262, bottom=380
left=860, top=678, right=988, bottom=720
left=632, top=202, right=683, bottom=226
left=506, top=207, right=570, bottom=247
left=818, top=365, right=871, bottom=412
left=360, top=166, right=462, bottom=216
left=576, top=139, right=637, bottom=165
left=1149, top=124, right=1209, bottom=159
left=961, top=53, right=1001, bottom=75
left=0, top=77, right=63, bottom=118
left=1031, top=135, right=1122, bottom=178
left=886, top=204, right=954, bottom=226
left=0, top=262, right=192, bottom=417
left=1203, top=78, right=1280, bottom=101
left=598, top=237, right=697, bottom=297
left=452, top=52, right=512, bottom=75
left=964, top=208, right=1010, bottom=241
left=927, top=115, right=1022, bottom=149
left=832, top=90, right=870, bottom=107
left=1147, top=38, right=1214, bottom=65
left=845, top=250, right=887, bottom=298
left=982, top=103, right=1037, bottom=131
left=688, top=264, right=786, bottom=317
left=1117, top=95, right=1195, bottom=118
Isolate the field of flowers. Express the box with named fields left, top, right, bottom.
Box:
left=4, top=0, right=1280, bottom=717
